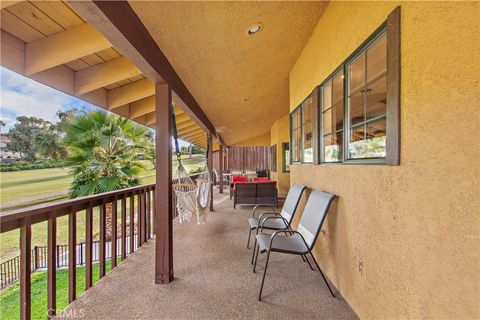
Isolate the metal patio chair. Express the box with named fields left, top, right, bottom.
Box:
left=246, top=184, right=306, bottom=251
left=253, top=189, right=336, bottom=301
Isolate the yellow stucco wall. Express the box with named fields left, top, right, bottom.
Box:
left=233, top=132, right=271, bottom=146
left=289, top=2, right=479, bottom=318
left=270, top=115, right=290, bottom=197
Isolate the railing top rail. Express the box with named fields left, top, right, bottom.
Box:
left=0, top=183, right=155, bottom=233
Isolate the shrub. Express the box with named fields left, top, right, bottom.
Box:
left=0, top=161, right=63, bottom=172
left=189, top=166, right=204, bottom=175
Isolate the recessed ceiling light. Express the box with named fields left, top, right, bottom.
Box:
left=246, top=23, right=263, bottom=36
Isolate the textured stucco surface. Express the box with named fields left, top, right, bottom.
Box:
left=270, top=115, right=290, bottom=197
left=289, top=1, right=479, bottom=318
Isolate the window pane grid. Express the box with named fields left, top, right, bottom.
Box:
left=302, top=95, right=315, bottom=163
left=321, top=70, right=343, bottom=163
left=347, top=32, right=387, bottom=160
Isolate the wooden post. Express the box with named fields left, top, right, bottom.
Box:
left=47, top=216, right=56, bottom=317
left=85, top=205, right=93, bottom=289
left=68, top=210, right=76, bottom=303
left=154, top=83, right=174, bottom=284
left=99, top=202, right=106, bottom=278
left=219, top=146, right=224, bottom=194
left=20, top=218, right=31, bottom=320
left=129, top=194, right=135, bottom=254
left=208, top=134, right=214, bottom=211
left=121, top=196, right=127, bottom=260
left=111, top=198, right=117, bottom=268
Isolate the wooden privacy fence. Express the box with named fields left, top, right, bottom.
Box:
left=0, top=235, right=139, bottom=289
left=220, top=146, right=271, bottom=172
left=0, top=183, right=155, bottom=320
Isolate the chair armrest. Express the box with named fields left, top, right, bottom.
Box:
left=252, top=204, right=276, bottom=217
left=268, top=230, right=309, bottom=251
left=256, top=212, right=280, bottom=228
left=259, top=216, right=289, bottom=231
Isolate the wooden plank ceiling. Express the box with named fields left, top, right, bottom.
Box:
left=0, top=1, right=208, bottom=149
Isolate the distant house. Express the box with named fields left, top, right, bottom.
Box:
left=0, top=135, right=22, bottom=162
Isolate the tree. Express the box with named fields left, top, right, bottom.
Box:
left=0, top=120, right=6, bottom=134
left=63, top=111, right=151, bottom=238
left=33, top=130, right=68, bottom=161
left=7, top=116, right=51, bottom=160
left=191, top=145, right=205, bottom=155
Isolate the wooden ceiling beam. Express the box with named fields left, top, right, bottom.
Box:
left=25, top=23, right=111, bottom=75
left=190, top=137, right=207, bottom=145
left=129, top=95, right=154, bottom=118
left=75, top=56, right=142, bottom=95
left=108, top=78, right=154, bottom=110
left=175, top=113, right=191, bottom=125
left=145, top=112, right=155, bottom=126
left=180, top=131, right=206, bottom=141
left=145, top=114, right=156, bottom=126
left=176, top=120, right=196, bottom=131
left=178, top=125, right=202, bottom=136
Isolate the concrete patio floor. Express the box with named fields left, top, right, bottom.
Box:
left=62, top=189, right=357, bottom=319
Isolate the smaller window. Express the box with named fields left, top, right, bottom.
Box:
left=282, top=142, right=290, bottom=172
left=301, top=88, right=319, bottom=163
left=290, top=107, right=302, bottom=163
left=270, top=144, right=277, bottom=172
left=320, top=69, right=344, bottom=163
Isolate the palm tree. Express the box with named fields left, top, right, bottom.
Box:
left=63, top=111, right=152, bottom=238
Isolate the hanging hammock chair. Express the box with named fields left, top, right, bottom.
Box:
left=170, top=105, right=211, bottom=224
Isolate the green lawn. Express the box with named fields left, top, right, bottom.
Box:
left=0, top=154, right=205, bottom=262
left=0, top=260, right=118, bottom=320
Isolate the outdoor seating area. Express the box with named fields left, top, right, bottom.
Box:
left=61, top=189, right=357, bottom=319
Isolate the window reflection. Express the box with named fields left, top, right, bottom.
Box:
left=347, top=33, right=387, bottom=159
left=302, top=94, right=316, bottom=163
left=321, top=70, right=344, bottom=162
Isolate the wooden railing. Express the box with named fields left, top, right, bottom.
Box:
left=0, top=183, right=155, bottom=320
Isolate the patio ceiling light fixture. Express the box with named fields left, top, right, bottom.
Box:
left=246, top=23, right=263, bottom=36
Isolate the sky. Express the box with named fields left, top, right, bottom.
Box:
left=0, top=66, right=189, bottom=147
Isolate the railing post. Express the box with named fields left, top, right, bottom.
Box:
left=121, top=196, right=127, bottom=260
left=137, top=190, right=143, bottom=247
left=129, top=193, right=135, bottom=253
left=146, top=188, right=151, bottom=239
left=99, top=202, right=106, bottom=278
left=20, top=218, right=32, bottom=320
left=85, top=205, right=93, bottom=289
left=154, top=83, right=174, bottom=284
left=111, top=197, right=117, bottom=268
left=47, top=215, right=57, bottom=318
left=33, top=246, right=38, bottom=271
left=68, top=210, right=77, bottom=303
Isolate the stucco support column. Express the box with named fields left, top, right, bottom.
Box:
left=207, top=134, right=214, bottom=211
left=219, top=146, right=224, bottom=194
left=154, top=83, right=174, bottom=284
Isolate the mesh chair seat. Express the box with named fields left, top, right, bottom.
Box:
left=256, top=233, right=309, bottom=255
left=248, top=217, right=288, bottom=230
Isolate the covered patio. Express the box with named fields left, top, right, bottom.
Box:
left=0, top=0, right=478, bottom=319
left=62, top=189, right=356, bottom=319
